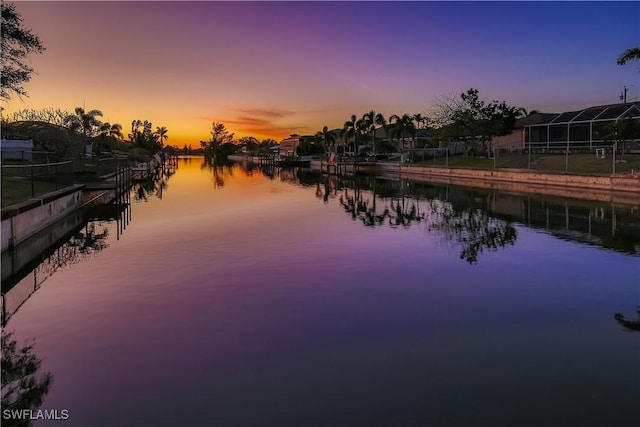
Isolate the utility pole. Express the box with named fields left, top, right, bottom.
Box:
left=619, top=85, right=634, bottom=103
left=620, top=86, right=628, bottom=103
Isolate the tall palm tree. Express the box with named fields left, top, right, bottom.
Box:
left=341, top=114, right=360, bottom=155
left=413, top=113, right=426, bottom=151
left=617, top=47, right=640, bottom=65
left=100, top=122, right=123, bottom=139
left=388, top=114, right=416, bottom=163
left=98, top=122, right=123, bottom=152
left=64, top=107, right=103, bottom=156
left=64, top=107, right=103, bottom=139
left=154, top=126, right=168, bottom=148
left=317, top=125, right=336, bottom=154
left=356, top=118, right=368, bottom=153
left=362, top=110, right=386, bottom=157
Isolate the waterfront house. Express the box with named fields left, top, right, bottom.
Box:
left=279, top=134, right=317, bottom=157
left=523, top=101, right=640, bottom=153
left=493, top=113, right=559, bottom=151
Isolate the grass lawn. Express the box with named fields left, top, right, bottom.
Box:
left=423, top=153, right=640, bottom=175
left=1, top=177, right=60, bottom=207
left=1, top=160, right=80, bottom=207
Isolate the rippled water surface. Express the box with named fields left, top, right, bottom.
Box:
left=3, top=157, right=639, bottom=427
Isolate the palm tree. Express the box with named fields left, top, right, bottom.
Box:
left=617, top=47, right=640, bottom=65
left=362, top=110, right=386, bottom=157
left=413, top=113, right=426, bottom=152
left=388, top=114, right=416, bottom=163
left=97, top=122, right=123, bottom=152
left=154, top=126, right=168, bottom=148
left=100, top=122, right=123, bottom=139
left=341, top=114, right=360, bottom=155
left=356, top=118, right=368, bottom=154
left=64, top=107, right=103, bottom=156
left=317, top=125, right=336, bottom=155
left=64, top=107, right=103, bottom=136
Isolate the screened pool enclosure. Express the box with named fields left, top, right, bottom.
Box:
left=525, top=102, right=640, bottom=152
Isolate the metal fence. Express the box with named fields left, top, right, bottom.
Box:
left=403, top=147, right=640, bottom=175
left=0, top=150, right=62, bottom=164
left=1, top=161, right=75, bottom=208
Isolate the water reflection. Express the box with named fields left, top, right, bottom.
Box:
left=133, top=164, right=173, bottom=201
left=232, top=163, right=639, bottom=261
left=1, top=331, right=53, bottom=427
left=1, top=161, right=178, bottom=327
left=201, top=158, right=236, bottom=189
left=4, top=158, right=637, bottom=427
left=1, top=207, right=123, bottom=327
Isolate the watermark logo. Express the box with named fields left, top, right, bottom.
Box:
left=2, top=409, right=70, bottom=421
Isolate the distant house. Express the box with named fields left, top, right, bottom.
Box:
left=493, top=113, right=559, bottom=150
left=279, top=134, right=315, bottom=156
left=523, top=101, right=640, bottom=152
left=279, top=134, right=300, bottom=156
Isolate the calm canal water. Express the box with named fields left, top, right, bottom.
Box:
left=2, top=157, right=639, bottom=427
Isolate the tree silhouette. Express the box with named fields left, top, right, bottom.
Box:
left=316, top=125, right=336, bottom=155
left=1, top=3, right=45, bottom=100
left=617, top=46, right=640, bottom=65
left=432, top=205, right=517, bottom=264
left=1, top=331, right=54, bottom=426
left=341, top=115, right=361, bottom=154
left=362, top=110, right=386, bottom=156
left=64, top=107, right=104, bottom=148
left=388, top=114, right=416, bottom=162
left=154, top=126, right=168, bottom=148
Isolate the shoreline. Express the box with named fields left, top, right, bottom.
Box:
left=228, top=154, right=640, bottom=208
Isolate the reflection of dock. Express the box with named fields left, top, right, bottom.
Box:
left=320, top=156, right=378, bottom=176
left=1, top=204, right=128, bottom=327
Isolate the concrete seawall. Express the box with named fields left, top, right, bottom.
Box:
left=306, top=160, right=640, bottom=207
left=374, top=164, right=640, bottom=193
left=372, top=164, right=640, bottom=207
left=1, top=185, right=116, bottom=252
left=231, top=156, right=640, bottom=203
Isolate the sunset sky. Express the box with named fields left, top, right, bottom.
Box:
left=4, top=1, right=640, bottom=147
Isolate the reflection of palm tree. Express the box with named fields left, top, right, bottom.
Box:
left=312, top=175, right=518, bottom=264
left=208, top=162, right=235, bottom=189
left=433, top=205, right=517, bottom=264
left=1, top=331, right=54, bottom=422
left=614, top=307, right=640, bottom=332
left=388, top=197, right=424, bottom=228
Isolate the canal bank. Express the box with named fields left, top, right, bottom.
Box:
left=227, top=155, right=640, bottom=207
left=372, top=163, right=640, bottom=208
left=1, top=152, right=173, bottom=252
left=1, top=174, right=126, bottom=252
